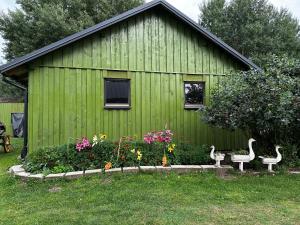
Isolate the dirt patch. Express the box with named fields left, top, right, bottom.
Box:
left=49, top=186, right=62, bottom=193
left=100, top=177, right=112, bottom=185
left=220, top=174, right=237, bottom=181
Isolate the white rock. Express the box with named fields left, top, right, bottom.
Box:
left=15, top=172, right=30, bottom=178
left=84, top=169, right=102, bottom=176
left=289, top=171, right=300, bottom=175
left=220, top=165, right=234, bottom=169
left=9, top=165, right=25, bottom=174
left=28, top=174, right=44, bottom=179
left=64, top=171, right=84, bottom=179
left=105, top=168, right=122, bottom=174
left=171, top=165, right=202, bottom=173
left=201, top=165, right=233, bottom=170
left=155, top=166, right=172, bottom=172
left=46, top=173, right=66, bottom=179
left=201, top=165, right=217, bottom=170
left=139, top=166, right=156, bottom=172
left=122, top=167, right=139, bottom=173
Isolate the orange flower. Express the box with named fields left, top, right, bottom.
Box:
left=162, top=155, right=168, bottom=167
left=105, top=162, right=112, bottom=170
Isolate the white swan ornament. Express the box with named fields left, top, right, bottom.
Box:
left=230, top=138, right=256, bottom=172
left=210, top=146, right=225, bottom=168
left=259, top=146, right=282, bottom=172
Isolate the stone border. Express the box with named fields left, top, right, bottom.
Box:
left=8, top=164, right=234, bottom=180
left=289, top=171, right=300, bottom=175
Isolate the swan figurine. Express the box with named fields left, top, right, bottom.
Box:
left=230, top=138, right=256, bottom=172
left=210, top=146, right=225, bottom=167
left=259, top=146, right=282, bottom=172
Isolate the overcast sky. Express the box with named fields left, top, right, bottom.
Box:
left=0, top=0, right=300, bottom=63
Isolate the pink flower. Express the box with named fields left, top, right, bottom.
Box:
left=143, top=129, right=174, bottom=144
left=156, top=131, right=163, bottom=137
left=81, top=137, right=91, bottom=148
left=165, top=130, right=172, bottom=135
left=143, top=137, right=150, bottom=144
left=157, top=135, right=165, bottom=143
left=144, top=133, right=154, bottom=144
left=76, top=137, right=91, bottom=152
left=76, top=143, right=83, bottom=152
left=164, top=136, right=172, bottom=143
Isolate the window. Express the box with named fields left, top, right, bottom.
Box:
left=104, top=78, right=130, bottom=109
left=184, top=81, right=205, bottom=109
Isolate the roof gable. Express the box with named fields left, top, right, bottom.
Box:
left=0, top=0, right=261, bottom=73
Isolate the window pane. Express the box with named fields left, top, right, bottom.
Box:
left=105, top=79, right=130, bottom=104
left=184, top=82, right=204, bottom=105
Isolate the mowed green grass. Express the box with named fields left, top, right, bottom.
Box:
left=0, top=139, right=299, bottom=225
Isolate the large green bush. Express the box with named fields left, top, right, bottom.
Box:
left=202, top=56, right=300, bottom=160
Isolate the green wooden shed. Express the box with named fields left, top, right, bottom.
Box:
left=0, top=0, right=259, bottom=155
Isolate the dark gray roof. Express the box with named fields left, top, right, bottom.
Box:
left=0, top=0, right=261, bottom=73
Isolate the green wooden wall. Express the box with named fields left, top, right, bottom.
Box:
left=0, top=103, right=24, bottom=136
left=28, top=10, right=247, bottom=151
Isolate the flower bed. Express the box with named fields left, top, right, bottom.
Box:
left=23, top=130, right=211, bottom=175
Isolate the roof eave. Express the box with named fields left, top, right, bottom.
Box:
left=159, top=0, right=261, bottom=71
left=0, top=0, right=163, bottom=73
left=0, top=0, right=261, bottom=74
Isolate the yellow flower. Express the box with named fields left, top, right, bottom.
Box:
left=137, top=154, right=142, bottom=161
left=131, top=149, right=136, bottom=153
left=137, top=150, right=142, bottom=161
left=100, top=134, right=107, bottom=142
left=168, top=144, right=176, bottom=153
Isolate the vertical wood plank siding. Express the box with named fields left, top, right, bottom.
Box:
left=28, top=10, right=246, bottom=151
left=0, top=103, right=23, bottom=136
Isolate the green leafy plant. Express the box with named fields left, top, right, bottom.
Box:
left=52, top=165, right=74, bottom=173
left=175, top=143, right=211, bottom=165
left=281, top=144, right=300, bottom=167
left=202, top=56, right=300, bottom=157
left=23, top=145, right=69, bottom=173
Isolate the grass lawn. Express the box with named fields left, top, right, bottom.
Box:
left=0, top=139, right=299, bottom=225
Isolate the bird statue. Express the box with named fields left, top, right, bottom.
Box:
left=210, top=146, right=225, bottom=168
left=259, top=146, right=282, bottom=172
left=230, top=138, right=256, bottom=172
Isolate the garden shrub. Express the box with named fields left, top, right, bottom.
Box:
left=175, top=143, right=211, bottom=165
left=202, top=56, right=300, bottom=155
left=24, top=144, right=74, bottom=173
left=90, top=141, right=118, bottom=168
left=281, top=144, right=300, bottom=167
left=51, top=165, right=74, bottom=174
